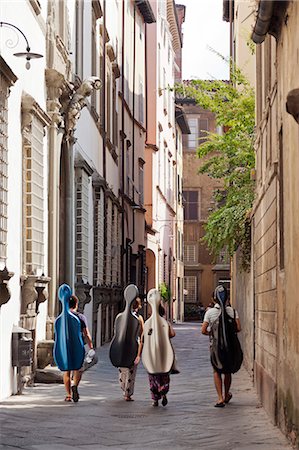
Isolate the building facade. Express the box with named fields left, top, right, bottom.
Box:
left=0, top=0, right=50, bottom=400
left=225, top=0, right=299, bottom=444
left=0, top=0, right=156, bottom=400
left=144, top=0, right=185, bottom=321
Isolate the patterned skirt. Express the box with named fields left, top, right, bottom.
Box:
left=148, top=373, right=170, bottom=401
left=118, top=365, right=138, bottom=398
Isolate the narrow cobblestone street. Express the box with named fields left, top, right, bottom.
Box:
left=0, top=324, right=292, bottom=450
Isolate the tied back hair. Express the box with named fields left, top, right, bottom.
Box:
left=214, top=285, right=228, bottom=349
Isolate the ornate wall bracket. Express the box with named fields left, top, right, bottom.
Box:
left=75, top=280, right=93, bottom=313
left=21, top=275, right=51, bottom=316
left=0, top=266, right=14, bottom=307
left=35, top=276, right=51, bottom=313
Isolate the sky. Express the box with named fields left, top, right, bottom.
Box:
left=181, top=0, right=230, bottom=80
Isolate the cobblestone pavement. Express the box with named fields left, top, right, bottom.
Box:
left=0, top=323, right=293, bottom=450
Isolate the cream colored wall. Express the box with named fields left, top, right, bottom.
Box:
left=275, top=1, right=299, bottom=441
left=0, top=1, right=48, bottom=400
left=234, top=0, right=256, bottom=86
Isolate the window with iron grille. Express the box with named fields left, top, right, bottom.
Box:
left=0, top=74, right=9, bottom=264
left=105, top=197, right=113, bottom=284
left=75, top=168, right=89, bottom=281
left=94, top=187, right=104, bottom=285
left=23, top=116, right=45, bottom=274
left=184, top=244, right=197, bottom=264
left=111, top=204, right=118, bottom=283
left=184, top=276, right=197, bottom=303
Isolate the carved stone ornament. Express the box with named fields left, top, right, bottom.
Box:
left=75, top=280, right=93, bottom=313
left=0, top=266, right=14, bottom=307
left=21, top=274, right=51, bottom=315
left=65, top=77, right=102, bottom=136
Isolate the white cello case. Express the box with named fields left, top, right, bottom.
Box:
left=142, top=288, right=174, bottom=374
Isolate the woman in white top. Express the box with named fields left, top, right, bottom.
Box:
left=202, top=285, right=241, bottom=407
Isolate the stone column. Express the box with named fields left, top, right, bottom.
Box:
left=45, top=69, right=66, bottom=339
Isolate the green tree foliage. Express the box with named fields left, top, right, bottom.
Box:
left=175, top=65, right=255, bottom=269
left=159, top=282, right=170, bottom=302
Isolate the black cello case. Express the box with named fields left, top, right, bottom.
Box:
left=109, top=284, right=140, bottom=368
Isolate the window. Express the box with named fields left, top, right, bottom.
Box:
left=163, top=69, right=167, bottom=111
left=24, top=117, right=45, bottom=274
left=91, top=4, right=99, bottom=114
left=184, top=244, right=197, bottom=264
left=187, top=118, right=198, bottom=149
left=0, top=74, right=9, bottom=264
left=111, top=204, right=120, bottom=284
left=184, top=276, right=197, bottom=303
left=217, top=248, right=230, bottom=264
left=139, top=77, right=144, bottom=124
left=106, top=68, right=112, bottom=140
left=94, top=187, right=105, bottom=285
left=21, top=95, right=50, bottom=275
left=75, top=168, right=89, bottom=282
left=183, top=190, right=199, bottom=221
left=138, top=161, right=144, bottom=205
left=198, top=118, right=209, bottom=144
left=105, top=198, right=113, bottom=284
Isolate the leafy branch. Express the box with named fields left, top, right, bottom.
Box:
left=175, top=63, right=255, bottom=269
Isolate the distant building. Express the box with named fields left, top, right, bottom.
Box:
left=177, top=96, right=230, bottom=319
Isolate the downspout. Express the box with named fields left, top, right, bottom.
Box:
left=229, top=0, right=233, bottom=64
left=131, top=4, right=137, bottom=247
left=251, top=0, right=274, bottom=44
left=145, top=24, right=148, bottom=143
left=121, top=0, right=125, bottom=285
left=102, top=0, right=107, bottom=283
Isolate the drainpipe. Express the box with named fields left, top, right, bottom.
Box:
left=229, top=0, right=233, bottom=63
left=121, top=0, right=125, bottom=285
left=131, top=4, right=137, bottom=247
left=251, top=0, right=274, bottom=44
left=102, top=0, right=107, bottom=284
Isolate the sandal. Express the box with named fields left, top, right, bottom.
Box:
left=71, top=385, right=79, bottom=403
left=225, top=393, right=233, bottom=404
left=214, top=402, right=225, bottom=408
left=124, top=396, right=134, bottom=401
left=64, top=395, right=72, bottom=402
left=162, top=395, right=168, bottom=407
left=152, top=400, right=159, bottom=407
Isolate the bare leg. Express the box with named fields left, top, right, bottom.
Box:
left=213, top=371, right=224, bottom=403
left=63, top=371, right=71, bottom=397
left=224, top=373, right=232, bottom=401
left=73, top=370, right=82, bottom=387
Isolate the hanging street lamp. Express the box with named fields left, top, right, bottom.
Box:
left=0, top=21, right=43, bottom=69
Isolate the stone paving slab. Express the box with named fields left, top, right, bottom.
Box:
left=0, top=323, right=293, bottom=450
